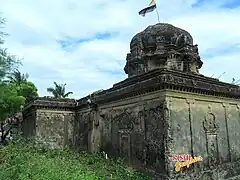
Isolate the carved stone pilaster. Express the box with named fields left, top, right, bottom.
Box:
left=163, top=97, right=173, bottom=178
left=119, top=130, right=131, bottom=162
left=237, top=104, right=240, bottom=121
left=222, top=103, right=231, bottom=162
left=203, top=110, right=220, bottom=168
left=186, top=99, right=195, bottom=157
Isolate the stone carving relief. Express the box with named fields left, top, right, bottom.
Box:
left=88, top=110, right=99, bottom=127
left=76, top=112, right=91, bottom=150
left=130, top=109, right=146, bottom=164
left=115, top=110, right=133, bottom=130
left=203, top=113, right=218, bottom=133
left=170, top=34, right=178, bottom=45
left=124, top=61, right=139, bottom=77
left=203, top=112, right=219, bottom=168
left=146, top=35, right=156, bottom=49
left=144, top=105, right=165, bottom=171
left=102, top=113, right=111, bottom=137
left=119, top=132, right=131, bottom=160
left=156, top=36, right=167, bottom=54
left=176, top=34, right=188, bottom=47
left=114, top=110, right=133, bottom=158
left=62, top=113, right=75, bottom=147
left=126, top=53, right=131, bottom=61
left=126, top=36, right=146, bottom=76
left=100, top=104, right=165, bottom=172
left=135, top=110, right=145, bottom=132
left=193, top=44, right=199, bottom=54
left=156, top=36, right=166, bottom=45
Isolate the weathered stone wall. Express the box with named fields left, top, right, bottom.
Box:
left=22, top=109, right=36, bottom=137
left=73, top=108, right=92, bottom=151
left=21, top=80, right=240, bottom=179
left=69, top=88, right=240, bottom=179
left=35, top=109, right=75, bottom=148
left=21, top=93, right=240, bottom=179
left=22, top=98, right=76, bottom=148
left=165, top=90, right=240, bottom=179
left=95, top=91, right=167, bottom=175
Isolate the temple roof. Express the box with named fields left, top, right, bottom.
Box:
left=130, top=23, right=193, bottom=49
left=125, top=23, right=202, bottom=77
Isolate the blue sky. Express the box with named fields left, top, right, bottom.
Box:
left=1, top=0, right=240, bottom=98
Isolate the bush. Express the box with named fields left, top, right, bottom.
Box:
left=0, top=140, right=150, bottom=180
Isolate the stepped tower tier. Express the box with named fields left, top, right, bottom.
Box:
left=124, top=23, right=203, bottom=77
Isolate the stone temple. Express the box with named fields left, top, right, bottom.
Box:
left=22, top=23, right=240, bottom=179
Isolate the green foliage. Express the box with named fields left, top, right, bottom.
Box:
left=0, top=72, right=38, bottom=121
left=0, top=140, right=150, bottom=180
left=17, top=81, right=38, bottom=102
left=6, top=69, right=39, bottom=102
left=0, top=49, right=20, bottom=81
left=0, top=83, right=25, bottom=121
left=0, top=16, right=6, bottom=44
left=6, top=69, right=29, bottom=85
left=47, top=82, right=73, bottom=98
left=0, top=15, right=23, bottom=121
left=10, top=79, right=38, bottom=103
left=0, top=15, right=38, bottom=121
left=0, top=17, right=20, bottom=81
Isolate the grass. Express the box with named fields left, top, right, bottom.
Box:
left=0, top=140, right=151, bottom=180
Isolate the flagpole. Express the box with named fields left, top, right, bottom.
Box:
left=156, top=7, right=160, bottom=23
left=155, top=2, right=160, bottom=23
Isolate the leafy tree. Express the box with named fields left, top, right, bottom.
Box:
left=6, top=68, right=38, bottom=102
left=12, top=81, right=38, bottom=103
left=6, top=69, right=29, bottom=85
left=0, top=17, right=20, bottom=81
left=0, top=50, right=20, bottom=81
left=0, top=83, right=25, bottom=122
left=0, top=15, right=24, bottom=122
left=47, top=82, right=73, bottom=98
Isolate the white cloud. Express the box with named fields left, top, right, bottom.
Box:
left=1, top=0, right=240, bottom=98
left=200, top=52, right=240, bottom=82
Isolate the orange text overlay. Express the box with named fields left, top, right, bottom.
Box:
left=175, top=156, right=203, bottom=172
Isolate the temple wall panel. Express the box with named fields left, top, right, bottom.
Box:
left=227, top=104, right=240, bottom=162
left=167, top=90, right=240, bottom=175
left=35, top=109, right=75, bottom=148
left=74, top=108, right=91, bottom=151
left=98, top=93, right=166, bottom=173
left=22, top=110, right=36, bottom=137
left=167, top=97, right=192, bottom=157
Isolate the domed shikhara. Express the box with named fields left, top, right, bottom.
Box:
left=124, top=23, right=203, bottom=77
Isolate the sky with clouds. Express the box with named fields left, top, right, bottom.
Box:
left=1, top=0, right=240, bottom=98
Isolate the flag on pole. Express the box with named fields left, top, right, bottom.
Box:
left=138, top=0, right=157, bottom=17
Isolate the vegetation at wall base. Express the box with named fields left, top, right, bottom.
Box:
left=0, top=140, right=150, bottom=180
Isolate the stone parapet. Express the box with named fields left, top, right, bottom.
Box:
left=23, top=97, right=76, bottom=112
left=86, top=69, right=240, bottom=105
